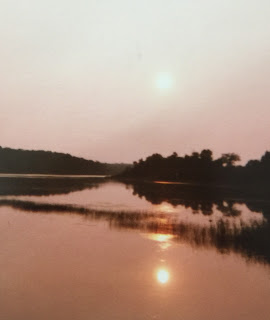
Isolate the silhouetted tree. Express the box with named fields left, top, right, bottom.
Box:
left=200, top=149, right=213, bottom=162
left=191, top=152, right=200, bottom=159
left=261, top=151, right=270, bottom=164
left=219, top=153, right=241, bottom=167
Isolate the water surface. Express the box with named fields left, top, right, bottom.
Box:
left=0, top=177, right=269, bottom=320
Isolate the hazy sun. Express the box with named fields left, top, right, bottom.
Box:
left=156, top=72, right=173, bottom=90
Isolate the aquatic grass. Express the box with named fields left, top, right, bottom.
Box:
left=0, top=198, right=269, bottom=265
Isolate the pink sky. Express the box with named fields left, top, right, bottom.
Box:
left=1, top=1, right=270, bottom=163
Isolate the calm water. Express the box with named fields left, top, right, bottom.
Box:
left=0, top=176, right=270, bottom=320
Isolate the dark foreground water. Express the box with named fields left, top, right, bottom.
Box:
left=0, top=176, right=270, bottom=320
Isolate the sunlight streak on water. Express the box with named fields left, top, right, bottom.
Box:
left=144, top=233, right=174, bottom=250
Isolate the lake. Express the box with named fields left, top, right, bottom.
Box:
left=0, top=176, right=270, bottom=320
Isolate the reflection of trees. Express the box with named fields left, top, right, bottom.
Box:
left=128, top=181, right=270, bottom=222
left=0, top=177, right=104, bottom=196
left=216, top=201, right=241, bottom=217
left=129, top=182, right=246, bottom=216
left=0, top=198, right=269, bottom=265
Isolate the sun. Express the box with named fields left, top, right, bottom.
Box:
left=155, top=72, right=173, bottom=90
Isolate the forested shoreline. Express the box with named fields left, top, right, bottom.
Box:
left=1, top=147, right=270, bottom=189
left=0, top=147, right=129, bottom=175
left=117, top=149, right=270, bottom=187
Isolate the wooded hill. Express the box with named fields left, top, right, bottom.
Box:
left=0, top=147, right=129, bottom=175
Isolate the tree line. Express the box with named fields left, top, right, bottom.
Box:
left=0, top=147, right=129, bottom=175
left=119, top=149, right=270, bottom=185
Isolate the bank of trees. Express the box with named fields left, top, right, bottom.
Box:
left=120, top=149, right=270, bottom=185
left=0, top=147, right=129, bottom=175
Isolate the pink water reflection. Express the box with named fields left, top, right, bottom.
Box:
left=0, top=207, right=269, bottom=320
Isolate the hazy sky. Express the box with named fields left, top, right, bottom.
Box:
left=1, top=0, right=270, bottom=163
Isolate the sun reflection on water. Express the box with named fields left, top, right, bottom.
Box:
left=154, top=203, right=176, bottom=213
left=144, top=233, right=175, bottom=250
left=156, top=269, right=170, bottom=284
left=148, top=233, right=174, bottom=243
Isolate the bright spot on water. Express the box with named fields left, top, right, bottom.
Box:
left=157, top=269, right=170, bottom=284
